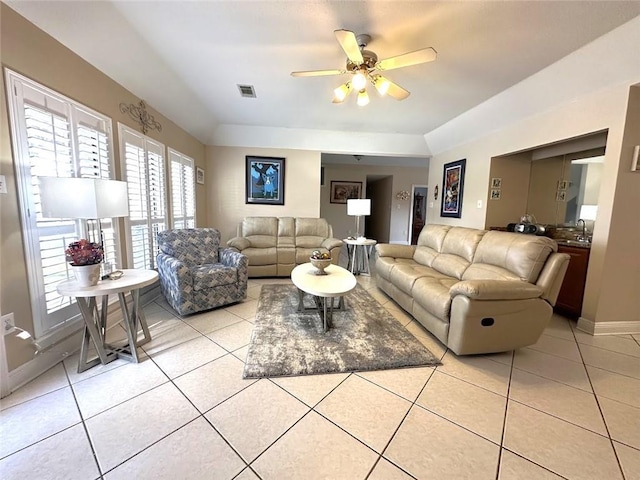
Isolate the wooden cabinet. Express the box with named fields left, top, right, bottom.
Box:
left=555, top=245, right=590, bottom=318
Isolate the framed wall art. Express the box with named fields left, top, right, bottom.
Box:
left=490, top=188, right=501, bottom=200
left=440, top=158, right=466, bottom=218
left=246, top=156, right=285, bottom=205
left=330, top=181, right=362, bottom=204
left=196, top=167, right=205, bottom=185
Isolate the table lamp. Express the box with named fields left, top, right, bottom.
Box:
left=347, top=198, right=371, bottom=240
left=39, top=177, right=129, bottom=244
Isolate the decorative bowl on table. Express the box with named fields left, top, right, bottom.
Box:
left=310, top=255, right=331, bottom=275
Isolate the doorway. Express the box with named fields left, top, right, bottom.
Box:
left=410, top=185, right=428, bottom=245
left=365, top=176, right=392, bottom=242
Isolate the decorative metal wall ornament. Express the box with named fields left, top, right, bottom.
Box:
left=119, top=100, right=162, bottom=135
left=396, top=191, right=410, bottom=200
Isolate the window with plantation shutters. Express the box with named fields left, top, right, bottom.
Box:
left=5, top=69, right=120, bottom=341
left=119, top=124, right=167, bottom=270
left=168, top=148, right=196, bottom=229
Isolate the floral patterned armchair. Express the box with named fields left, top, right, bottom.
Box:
left=156, top=228, right=248, bottom=315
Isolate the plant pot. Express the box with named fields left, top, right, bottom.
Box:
left=70, top=264, right=101, bottom=287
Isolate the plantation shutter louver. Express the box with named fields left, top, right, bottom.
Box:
left=168, top=148, right=196, bottom=229
left=119, top=124, right=167, bottom=269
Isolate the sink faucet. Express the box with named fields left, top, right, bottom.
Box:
left=576, top=219, right=588, bottom=242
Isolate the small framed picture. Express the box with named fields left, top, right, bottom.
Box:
left=330, top=181, right=362, bottom=204
left=196, top=167, right=205, bottom=185
left=490, top=189, right=501, bottom=200
left=491, top=178, right=502, bottom=188
left=557, top=180, right=569, bottom=190
left=556, top=190, right=567, bottom=202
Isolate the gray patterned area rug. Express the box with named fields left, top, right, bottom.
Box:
left=243, top=284, right=441, bottom=379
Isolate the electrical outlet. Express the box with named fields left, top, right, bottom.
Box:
left=2, top=313, right=16, bottom=335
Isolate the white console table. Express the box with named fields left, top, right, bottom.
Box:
left=56, top=269, right=158, bottom=373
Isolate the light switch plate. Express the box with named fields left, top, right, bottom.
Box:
left=0, top=175, right=7, bottom=194
left=477, top=200, right=482, bottom=209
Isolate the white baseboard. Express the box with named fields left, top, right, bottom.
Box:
left=2, top=289, right=162, bottom=398
left=577, top=317, right=640, bottom=335
left=5, top=331, right=82, bottom=397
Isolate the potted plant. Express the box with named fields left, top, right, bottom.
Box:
left=66, top=239, right=103, bottom=287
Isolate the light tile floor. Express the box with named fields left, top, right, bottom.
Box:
left=1, top=274, right=639, bottom=479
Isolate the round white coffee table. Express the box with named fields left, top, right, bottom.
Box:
left=291, top=263, right=357, bottom=332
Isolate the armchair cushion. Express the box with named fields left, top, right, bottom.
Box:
left=192, top=264, right=238, bottom=290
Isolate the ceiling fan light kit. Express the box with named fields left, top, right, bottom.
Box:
left=292, top=29, right=437, bottom=106
left=357, top=89, right=370, bottom=107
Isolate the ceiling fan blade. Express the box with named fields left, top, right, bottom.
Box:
left=334, top=29, right=364, bottom=65
left=291, top=69, right=344, bottom=77
left=372, top=75, right=410, bottom=100
left=376, top=47, right=437, bottom=71
left=385, top=79, right=411, bottom=100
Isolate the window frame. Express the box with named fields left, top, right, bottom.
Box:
left=118, top=123, right=168, bottom=270
left=4, top=68, right=121, bottom=344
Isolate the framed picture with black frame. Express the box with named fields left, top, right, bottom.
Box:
left=440, top=159, right=466, bottom=218
left=245, top=156, right=285, bottom=205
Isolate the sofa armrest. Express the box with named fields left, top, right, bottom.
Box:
left=450, top=280, right=544, bottom=301
left=227, top=236, right=251, bottom=251
left=321, top=237, right=343, bottom=251
left=375, top=243, right=416, bottom=259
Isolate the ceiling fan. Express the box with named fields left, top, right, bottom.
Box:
left=291, top=30, right=437, bottom=106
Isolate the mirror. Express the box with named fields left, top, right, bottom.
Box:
left=526, top=147, right=604, bottom=226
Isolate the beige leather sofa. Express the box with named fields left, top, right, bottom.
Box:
left=227, top=217, right=343, bottom=277
left=375, top=224, right=570, bottom=355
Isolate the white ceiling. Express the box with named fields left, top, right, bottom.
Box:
left=7, top=1, right=640, bottom=152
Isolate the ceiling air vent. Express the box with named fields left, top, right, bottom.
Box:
left=237, top=84, right=256, bottom=98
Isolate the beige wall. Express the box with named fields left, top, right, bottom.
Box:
left=0, top=4, right=206, bottom=370
left=592, top=85, right=640, bottom=326
left=527, top=156, right=572, bottom=225
left=427, top=82, right=637, bottom=327
left=206, top=146, right=321, bottom=243
left=485, top=152, right=531, bottom=228
left=321, top=165, right=428, bottom=243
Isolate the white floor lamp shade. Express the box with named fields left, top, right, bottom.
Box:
left=347, top=198, right=371, bottom=239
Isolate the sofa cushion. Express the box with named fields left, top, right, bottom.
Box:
left=295, top=218, right=331, bottom=238
left=390, top=263, right=449, bottom=295
left=191, top=264, right=237, bottom=290
left=412, top=275, right=459, bottom=321
left=462, top=263, right=521, bottom=281
left=296, top=235, right=327, bottom=248
left=241, top=217, right=278, bottom=248
left=471, top=231, right=556, bottom=283
left=413, top=246, right=439, bottom=267
left=277, top=217, right=295, bottom=247
left=430, top=227, right=486, bottom=279
left=241, top=247, right=277, bottom=266
left=376, top=257, right=416, bottom=281
left=417, top=224, right=450, bottom=250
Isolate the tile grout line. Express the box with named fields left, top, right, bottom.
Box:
left=61, top=359, right=104, bottom=479
left=573, top=327, right=628, bottom=480
left=494, top=350, right=514, bottom=480
left=363, top=364, right=439, bottom=480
